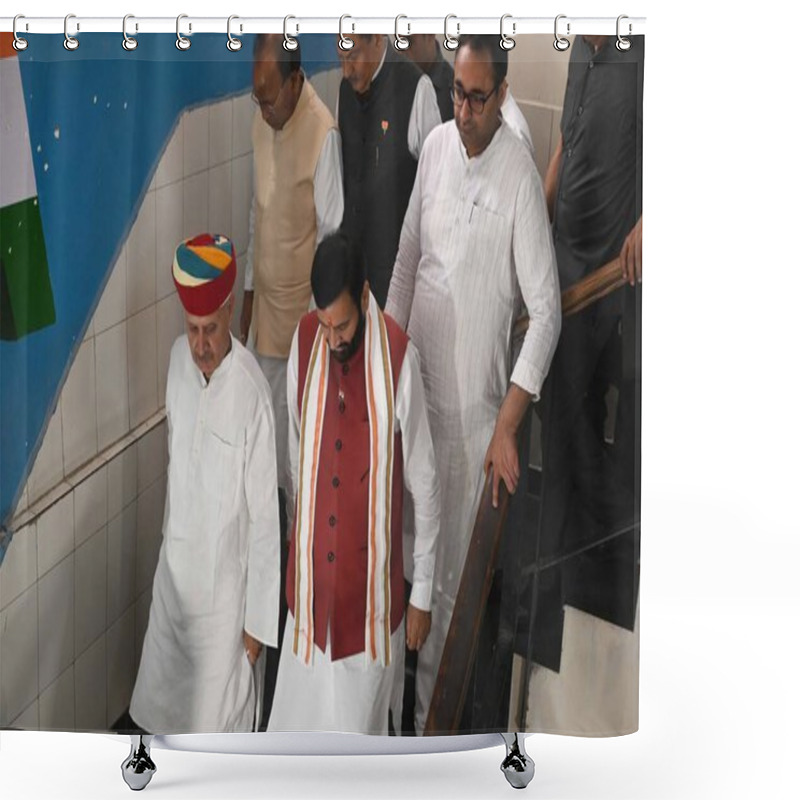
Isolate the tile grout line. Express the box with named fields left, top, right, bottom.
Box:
left=10, top=410, right=166, bottom=534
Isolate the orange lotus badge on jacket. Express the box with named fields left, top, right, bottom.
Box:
left=381, top=120, right=389, bottom=135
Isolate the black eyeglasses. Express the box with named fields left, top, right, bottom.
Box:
left=450, top=83, right=499, bottom=115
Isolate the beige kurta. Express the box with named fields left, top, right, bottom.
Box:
left=130, top=336, right=281, bottom=733
left=250, top=79, right=337, bottom=359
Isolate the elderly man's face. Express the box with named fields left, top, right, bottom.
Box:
left=316, top=284, right=368, bottom=363
left=453, top=44, right=506, bottom=158
left=252, top=41, right=298, bottom=131
left=338, top=35, right=384, bottom=95
left=185, top=297, right=233, bottom=380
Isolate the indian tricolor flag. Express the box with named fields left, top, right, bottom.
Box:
left=0, top=33, right=55, bottom=341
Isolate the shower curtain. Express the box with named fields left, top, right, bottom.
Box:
left=0, top=29, right=642, bottom=739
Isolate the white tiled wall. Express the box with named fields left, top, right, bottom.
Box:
left=1, top=90, right=255, bottom=731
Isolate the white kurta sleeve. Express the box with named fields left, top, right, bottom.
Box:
left=395, top=341, right=440, bottom=611
left=509, top=169, right=562, bottom=401
left=501, top=90, right=535, bottom=158
left=243, top=383, right=282, bottom=648
left=407, top=75, right=442, bottom=160
left=385, top=145, right=425, bottom=329
left=285, top=328, right=301, bottom=536
left=244, top=157, right=256, bottom=293
left=313, top=128, right=345, bottom=246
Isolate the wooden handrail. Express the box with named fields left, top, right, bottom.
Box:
left=561, top=257, right=626, bottom=317
left=512, top=257, right=627, bottom=344
left=424, top=468, right=512, bottom=735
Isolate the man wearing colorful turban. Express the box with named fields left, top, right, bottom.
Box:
left=129, top=233, right=281, bottom=733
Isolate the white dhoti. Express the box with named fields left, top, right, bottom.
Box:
left=268, top=613, right=405, bottom=735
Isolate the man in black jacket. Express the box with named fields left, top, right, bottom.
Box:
left=337, top=34, right=441, bottom=308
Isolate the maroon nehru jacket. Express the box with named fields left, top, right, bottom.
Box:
left=287, top=311, right=409, bottom=661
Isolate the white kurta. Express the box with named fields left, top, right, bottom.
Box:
left=267, top=332, right=440, bottom=735
left=130, top=335, right=281, bottom=733
left=385, top=120, right=561, bottom=732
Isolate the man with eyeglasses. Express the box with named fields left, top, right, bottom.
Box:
left=385, top=34, right=561, bottom=733
left=337, top=34, right=441, bottom=308
left=404, top=35, right=534, bottom=156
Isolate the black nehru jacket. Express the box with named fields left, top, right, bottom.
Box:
left=339, top=45, right=423, bottom=308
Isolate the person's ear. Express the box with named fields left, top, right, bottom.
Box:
left=497, top=78, right=508, bottom=108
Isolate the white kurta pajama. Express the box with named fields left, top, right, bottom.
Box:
left=385, top=120, right=561, bottom=733
left=267, top=319, right=440, bottom=735
left=130, top=335, right=281, bottom=733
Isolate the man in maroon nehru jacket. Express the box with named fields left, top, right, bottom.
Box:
left=130, top=233, right=281, bottom=733
left=267, top=232, right=440, bottom=735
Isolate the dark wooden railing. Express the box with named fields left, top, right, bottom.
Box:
left=423, top=470, right=512, bottom=734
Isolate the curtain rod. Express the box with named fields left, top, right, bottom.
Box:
left=1, top=15, right=646, bottom=37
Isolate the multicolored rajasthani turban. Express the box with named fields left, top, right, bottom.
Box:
left=172, top=233, right=237, bottom=316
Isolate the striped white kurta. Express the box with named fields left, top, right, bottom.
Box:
left=130, top=336, right=281, bottom=733
left=385, top=119, right=561, bottom=732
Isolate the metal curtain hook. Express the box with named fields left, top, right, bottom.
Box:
left=553, top=14, right=570, bottom=52
left=616, top=15, right=632, bottom=51
left=227, top=15, right=242, bottom=51
left=283, top=15, right=299, bottom=51
left=339, top=15, right=354, bottom=51
left=12, top=15, right=28, bottom=51
left=500, top=14, right=516, bottom=51
left=394, top=15, right=410, bottom=51
left=64, top=13, right=79, bottom=51
left=176, top=14, right=191, bottom=51
left=122, top=14, right=138, bottom=51
left=443, top=14, right=459, bottom=52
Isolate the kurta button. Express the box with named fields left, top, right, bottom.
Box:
left=329, top=515, right=337, bottom=527
left=589, top=61, right=594, bottom=69
left=577, top=105, right=583, bottom=116
left=342, top=363, right=349, bottom=375
left=327, top=551, right=335, bottom=563
left=332, top=476, right=340, bottom=488
left=335, top=439, right=342, bottom=451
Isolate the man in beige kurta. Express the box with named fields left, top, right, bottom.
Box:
left=239, top=34, right=344, bottom=495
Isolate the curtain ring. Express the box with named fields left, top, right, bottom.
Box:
left=12, top=15, right=28, bottom=51
left=616, top=15, right=632, bottom=51
left=443, top=14, right=459, bottom=52
left=553, top=14, right=570, bottom=52
left=64, top=13, right=79, bottom=51
left=283, top=15, right=299, bottom=51
left=122, top=14, right=138, bottom=51
left=176, top=14, right=191, bottom=51
left=394, top=15, right=410, bottom=51
left=339, top=15, right=354, bottom=51
left=227, top=15, right=242, bottom=51
left=499, top=14, right=516, bottom=51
